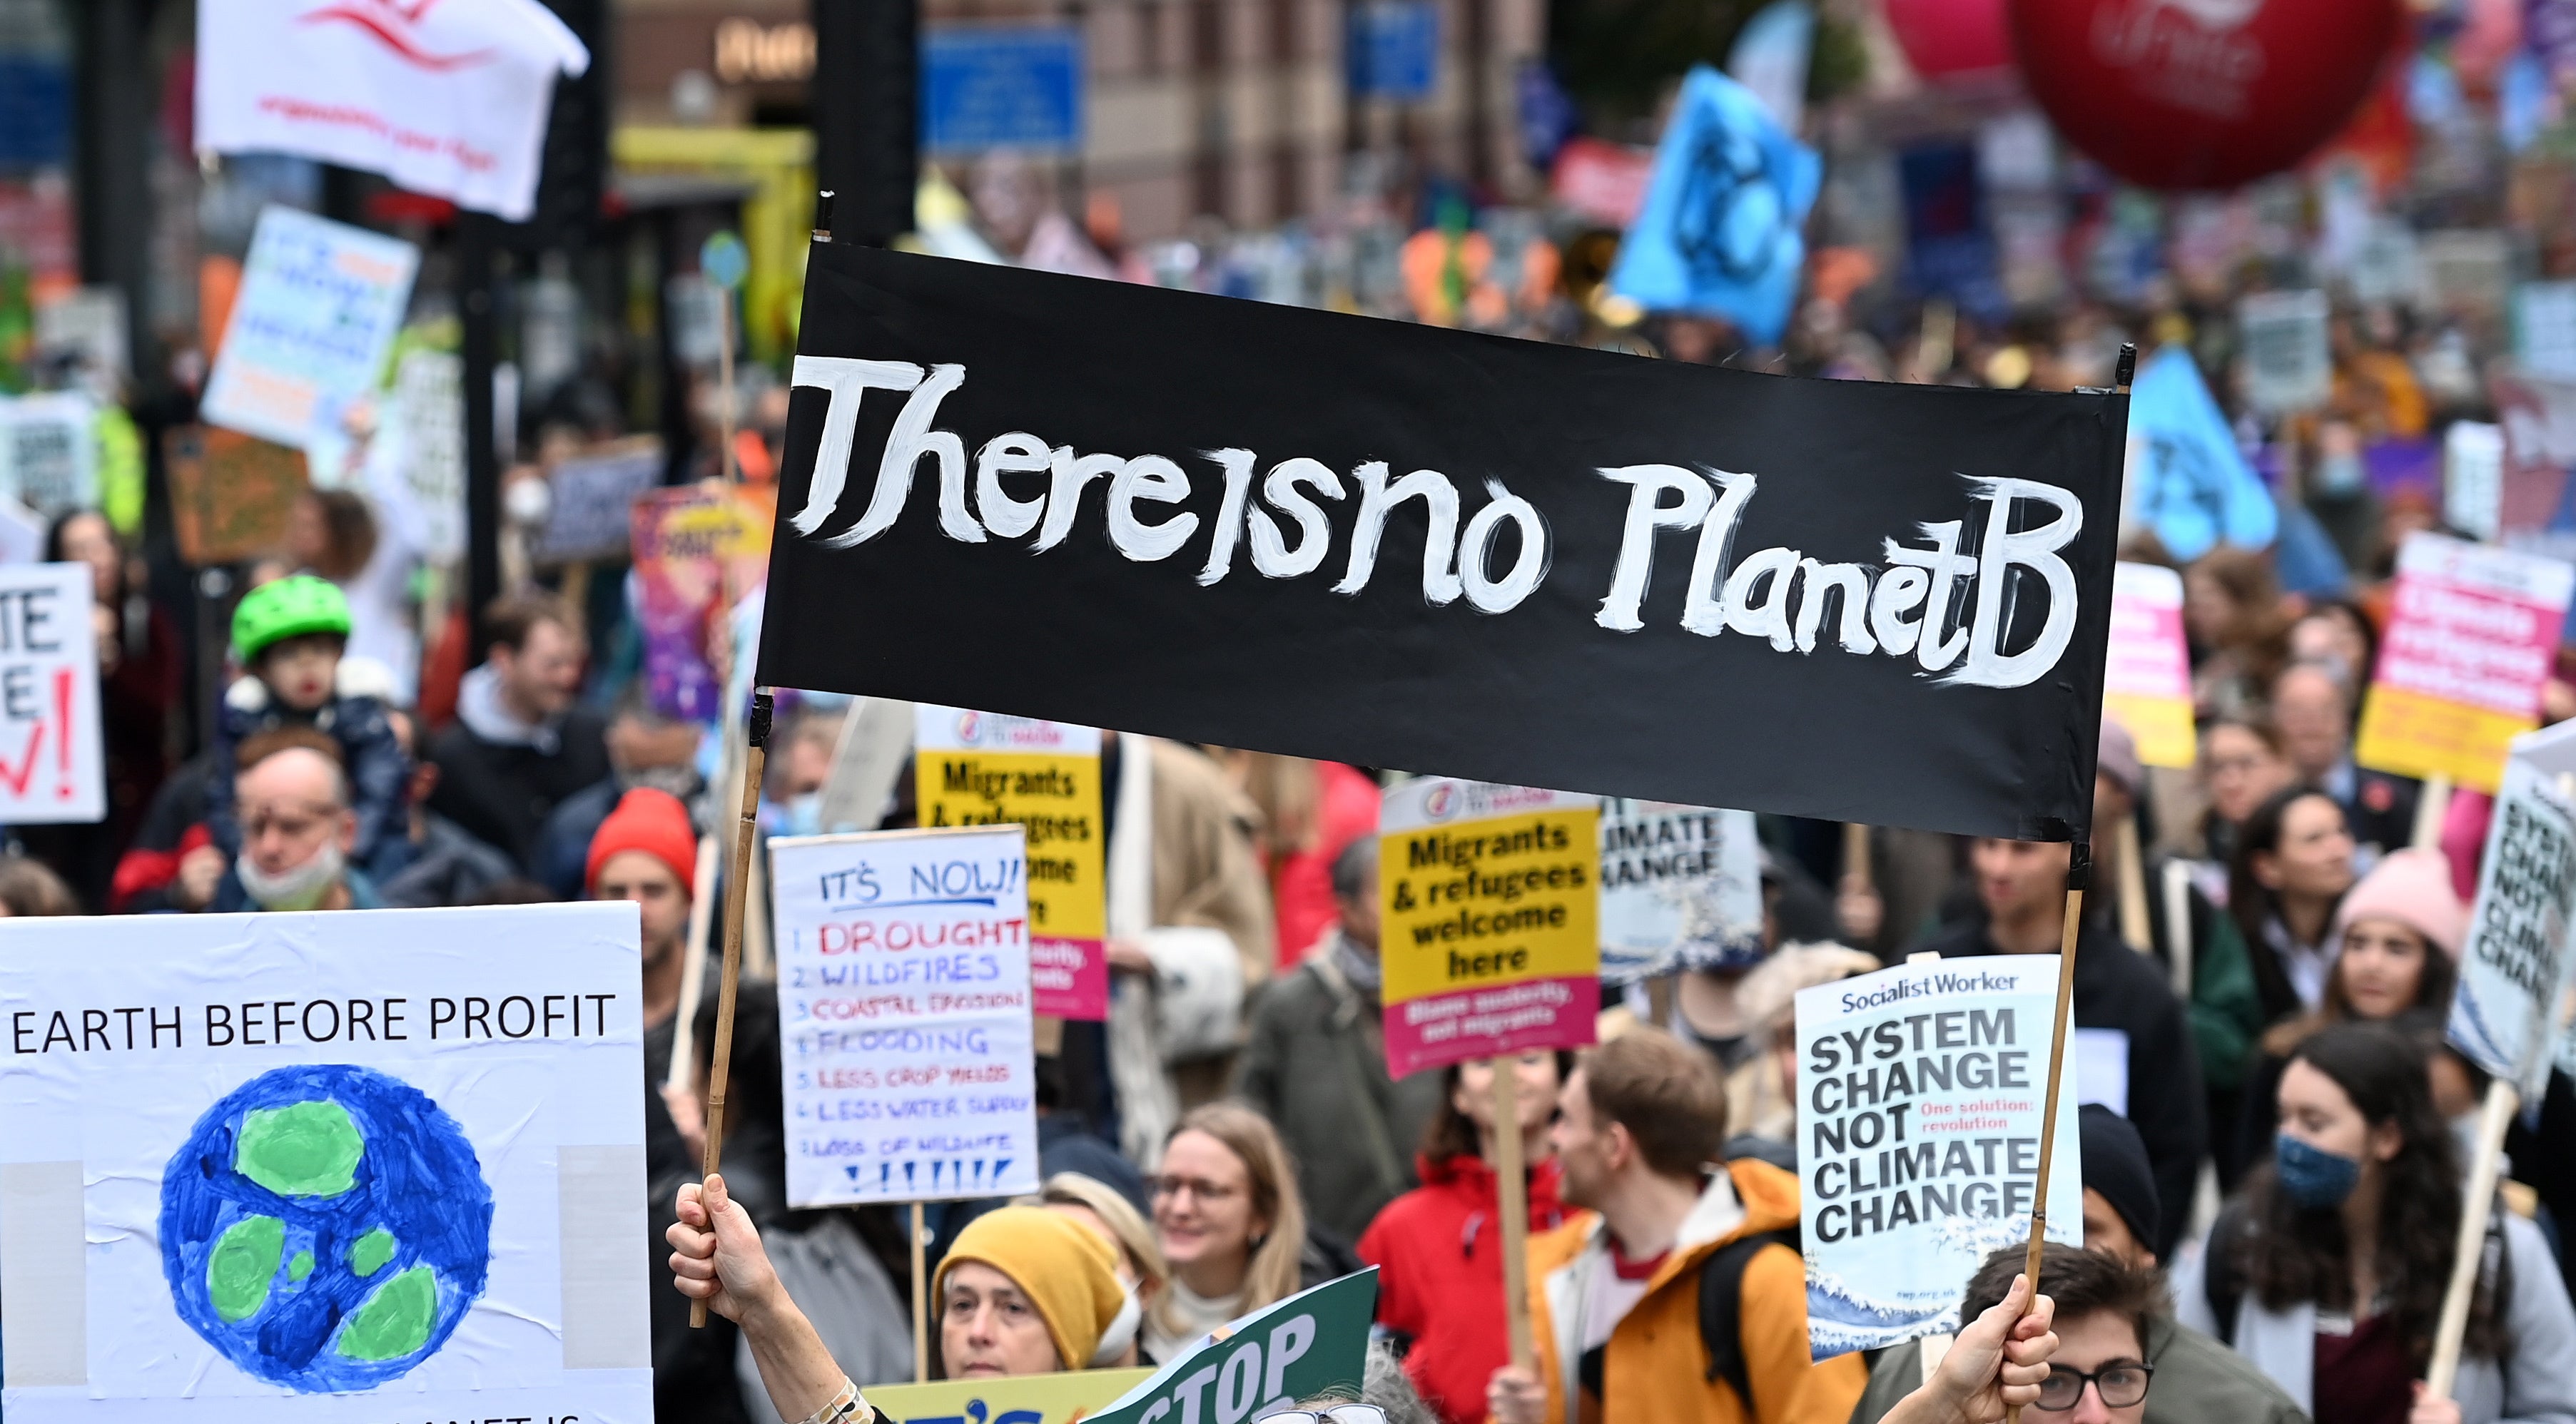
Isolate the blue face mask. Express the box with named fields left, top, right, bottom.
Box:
left=2276, top=1132, right=2362, bottom=1209
left=781, top=793, right=823, bottom=839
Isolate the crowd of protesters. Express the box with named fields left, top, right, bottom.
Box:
left=2, top=283, right=2575, bottom=1424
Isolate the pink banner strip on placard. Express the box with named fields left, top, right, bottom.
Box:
left=1030, top=937, right=1108, bottom=1021
left=1383, top=975, right=1599, bottom=1078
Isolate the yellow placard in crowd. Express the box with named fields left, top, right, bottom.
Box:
left=861, top=1366, right=1155, bottom=1424
left=2104, top=562, right=2196, bottom=768
left=1379, top=778, right=1600, bottom=1076
left=914, top=706, right=1108, bottom=1019
left=2354, top=534, right=2576, bottom=793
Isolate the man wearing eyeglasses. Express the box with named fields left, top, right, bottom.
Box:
left=206, top=730, right=387, bottom=913
left=1947, top=1244, right=2162, bottom=1424
left=1852, top=1109, right=2303, bottom=1424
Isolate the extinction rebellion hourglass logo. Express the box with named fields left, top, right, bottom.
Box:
left=1670, top=118, right=1792, bottom=289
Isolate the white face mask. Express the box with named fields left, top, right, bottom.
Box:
left=237, top=838, right=346, bottom=912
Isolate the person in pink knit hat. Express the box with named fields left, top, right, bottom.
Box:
left=2231, top=848, right=2463, bottom=1169
left=2321, top=847, right=2463, bottom=1017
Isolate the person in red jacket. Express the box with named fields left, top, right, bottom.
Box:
left=1359, top=1049, right=1574, bottom=1424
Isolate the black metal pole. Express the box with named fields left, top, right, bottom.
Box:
left=461, top=214, right=503, bottom=656
left=71, top=0, right=154, bottom=396
left=812, top=0, right=919, bottom=247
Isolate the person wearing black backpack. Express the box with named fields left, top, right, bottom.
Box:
left=2176, top=1022, right=2576, bottom=1424
left=1484, top=1027, right=1867, bottom=1424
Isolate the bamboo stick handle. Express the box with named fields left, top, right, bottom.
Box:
left=691, top=690, right=771, bottom=1329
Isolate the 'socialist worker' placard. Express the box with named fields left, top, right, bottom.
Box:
left=2356, top=532, right=2576, bottom=793
left=771, top=824, right=1042, bottom=1208
left=1379, top=778, right=1599, bottom=1077
left=913, top=706, right=1107, bottom=1020
left=1795, top=955, right=2082, bottom=1361
left=0, top=902, right=650, bottom=1424
left=2449, top=755, right=2576, bottom=1099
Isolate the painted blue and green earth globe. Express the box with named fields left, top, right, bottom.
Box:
left=158, top=1064, right=493, bottom=1390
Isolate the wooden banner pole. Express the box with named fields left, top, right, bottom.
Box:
left=913, top=1200, right=932, bottom=1383
left=1491, top=1057, right=1537, bottom=1376
left=2004, top=843, right=2089, bottom=1424
left=716, top=288, right=739, bottom=484
left=664, top=835, right=723, bottom=1094
left=690, top=689, right=771, bottom=1330
left=2116, top=814, right=2151, bottom=953
left=2427, top=1076, right=2519, bottom=1400
left=2413, top=774, right=2455, bottom=852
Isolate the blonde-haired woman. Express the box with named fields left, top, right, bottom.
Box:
left=1036, top=1174, right=1170, bottom=1365
left=1146, top=1102, right=1321, bottom=1361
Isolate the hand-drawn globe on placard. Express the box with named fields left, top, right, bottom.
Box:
left=159, top=1064, right=493, bottom=1390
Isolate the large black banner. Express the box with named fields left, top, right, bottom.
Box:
left=756, top=244, right=2126, bottom=841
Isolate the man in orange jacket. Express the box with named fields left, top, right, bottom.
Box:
left=1487, top=1027, right=1867, bottom=1424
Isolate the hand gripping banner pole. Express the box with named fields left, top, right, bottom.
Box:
left=692, top=688, right=773, bottom=1328
left=2003, top=841, right=2089, bottom=1424
left=2002, top=340, right=2134, bottom=1420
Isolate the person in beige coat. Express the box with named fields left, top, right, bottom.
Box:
left=1104, top=735, right=1277, bottom=1164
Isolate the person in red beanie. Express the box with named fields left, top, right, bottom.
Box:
left=586, top=787, right=703, bottom=1168
left=1359, top=1051, right=1573, bottom=1424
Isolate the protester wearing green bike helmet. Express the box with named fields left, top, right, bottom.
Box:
left=198, top=571, right=409, bottom=912
left=231, top=576, right=353, bottom=713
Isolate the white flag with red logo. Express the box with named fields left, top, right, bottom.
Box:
left=196, top=0, right=589, bottom=222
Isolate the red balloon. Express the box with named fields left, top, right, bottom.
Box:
left=1886, top=0, right=2014, bottom=79
left=2009, top=0, right=2403, bottom=190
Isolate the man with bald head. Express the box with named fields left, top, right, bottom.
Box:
left=204, top=728, right=388, bottom=912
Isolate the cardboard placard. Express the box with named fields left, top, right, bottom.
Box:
left=534, top=442, right=661, bottom=567
left=2355, top=533, right=2576, bottom=793
left=1379, top=779, right=1599, bottom=1077
left=2104, top=562, right=2196, bottom=768
left=2514, top=280, right=2576, bottom=382
left=1082, top=1271, right=1378, bottom=1424
left=0, top=562, right=103, bottom=824
left=2449, top=755, right=2576, bottom=1100
left=0, top=392, right=97, bottom=519
left=630, top=482, right=774, bottom=723
left=0, top=902, right=651, bottom=1423
left=1796, top=955, right=2084, bottom=1361
left=2238, top=289, right=2331, bottom=417
left=1597, top=800, right=1762, bottom=983
left=913, top=708, right=1107, bottom=1022
left=201, top=208, right=418, bottom=451
left=770, top=825, right=1042, bottom=1206
left=164, top=426, right=310, bottom=569
left=389, top=350, right=465, bottom=564
left=861, top=1367, right=1155, bottom=1424
left=2445, top=420, right=2505, bottom=545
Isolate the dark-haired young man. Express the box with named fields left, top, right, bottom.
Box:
left=429, top=593, right=610, bottom=869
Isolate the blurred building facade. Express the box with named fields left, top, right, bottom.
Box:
left=616, top=0, right=1543, bottom=243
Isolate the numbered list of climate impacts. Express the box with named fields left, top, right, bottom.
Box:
left=770, top=825, right=1042, bottom=1208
